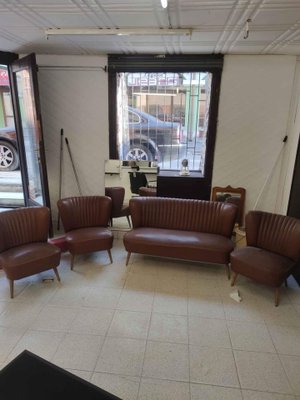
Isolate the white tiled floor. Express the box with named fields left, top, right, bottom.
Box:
left=0, top=238, right=300, bottom=399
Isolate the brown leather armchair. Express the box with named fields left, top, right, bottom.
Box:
left=231, top=211, right=300, bottom=306
left=105, top=187, right=131, bottom=228
left=57, top=196, right=113, bottom=270
left=0, top=207, right=61, bottom=298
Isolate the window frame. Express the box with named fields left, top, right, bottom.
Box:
left=108, top=54, right=223, bottom=190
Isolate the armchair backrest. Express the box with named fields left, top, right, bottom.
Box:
left=0, top=207, right=50, bottom=252
left=57, top=196, right=112, bottom=232
left=246, top=211, right=300, bottom=261
left=105, top=187, right=125, bottom=217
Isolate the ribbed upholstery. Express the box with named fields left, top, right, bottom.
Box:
left=124, top=197, right=238, bottom=270
left=0, top=207, right=49, bottom=252
left=57, top=196, right=114, bottom=269
left=57, top=196, right=112, bottom=232
left=246, top=211, right=300, bottom=261
left=130, top=197, right=237, bottom=238
left=0, top=207, right=61, bottom=298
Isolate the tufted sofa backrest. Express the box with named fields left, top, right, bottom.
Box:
left=246, top=211, right=300, bottom=261
left=0, top=207, right=49, bottom=252
left=129, top=197, right=237, bottom=238
left=57, top=196, right=112, bottom=232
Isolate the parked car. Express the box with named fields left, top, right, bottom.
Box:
left=124, top=107, right=180, bottom=161
left=0, top=127, right=19, bottom=171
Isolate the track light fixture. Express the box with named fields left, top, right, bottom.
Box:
left=45, top=28, right=191, bottom=37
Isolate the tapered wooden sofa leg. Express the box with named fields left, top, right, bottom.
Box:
left=231, top=272, right=238, bottom=287
left=126, top=252, right=131, bottom=266
left=108, top=249, right=113, bottom=264
left=70, top=254, right=75, bottom=270
left=226, top=264, right=231, bottom=280
left=53, top=267, right=61, bottom=282
left=9, top=279, right=14, bottom=299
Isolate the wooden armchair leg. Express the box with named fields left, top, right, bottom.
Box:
left=107, top=249, right=113, bottom=264
left=126, top=252, right=131, bottom=266
left=284, top=279, right=288, bottom=287
left=275, top=287, right=280, bottom=307
left=126, top=215, right=131, bottom=228
left=53, top=267, right=61, bottom=282
left=225, top=264, right=231, bottom=280
left=70, top=254, right=75, bottom=270
left=9, top=279, right=14, bottom=299
left=231, top=272, right=238, bottom=287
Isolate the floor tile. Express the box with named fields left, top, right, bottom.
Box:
left=227, top=320, right=276, bottom=352
left=280, top=355, right=300, bottom=395
left=268, top=324, right=300, bottom=356
left=52, top=333, right=104, bottom=371
left=188, top=295, right=225, bottom=319
left=222, top=297, right=265, bottom=323
left=139, top=377, right=190, bottom=400
left=148, top=313, right=188, bottom=344
left=153, top=292, right=188, bottom=315
left=6, top=329, right=65, bottom=363
left=15, top=282, right=58, bottom=305
left=124, top=273, right=157, bottom=292
left=84, top=287, right=122, bottom=308
left=242, top=389, right=296, bottom=399
left=117, top=290, right=154, bottom=312
left=234, top=350, right=292, bottom=394
left=189, top=316, right=231, bottom=348
left=95, top=337, right=146, bottom=376
left=189, top=346, right=239, bottom=387
left=0, top=326, right=26, bottom=363
left=108, top=310, right=151, bottom=339
left=261, top=303, right=300, bottom=327
left=190, top=383, right=242, bottom=399
left=188, top=276, right=220, bottom=297
left=142, top=341, right=189, bottom=382
left=49, top=286, right=89, bottom=307
left=0, top=302, right=42, bottom=329
left=91, top=373, right=140, bottom=400
left=69, top=307, right=115, bottom=336
left=156, top=275, right=188, bottom=295
left=31, top=305, right=78, bottom=332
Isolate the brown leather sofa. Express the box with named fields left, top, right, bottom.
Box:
left=123, top=197, right=238, bottom=277
left=0, top=207, right=61, bottom=298
left=231, top=211, right=300, bottom=306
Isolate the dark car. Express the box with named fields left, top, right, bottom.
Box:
left=0, top=127, right=19, bottom=171
left=124, top=107, right=180, bottom=161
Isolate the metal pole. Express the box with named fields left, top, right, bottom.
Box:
left=57, top=128, right=64, bottom=230
left=65, top=137, right=82, bottom=195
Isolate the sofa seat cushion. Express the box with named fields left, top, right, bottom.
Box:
left=231, top=246, right=294, bottom=287
left=0, top=243, right=61, bottom=280
left=124, top=228, right=234, bottom=264
left=66, top=227, right=113, bottom=255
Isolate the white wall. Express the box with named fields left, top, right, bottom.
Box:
left=213, top=55, right=296, bottom=216
left=36, top=54, right=299, bottom=226
left=37, top=55, right=109, bottom=225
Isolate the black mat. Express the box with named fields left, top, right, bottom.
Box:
left=0, top=350, right=121, bottom=400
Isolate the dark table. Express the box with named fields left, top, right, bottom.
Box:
left=0, top=350, right=121, bottom=400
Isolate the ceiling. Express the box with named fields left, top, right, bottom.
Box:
left=0, top=0, right=300, bottom=56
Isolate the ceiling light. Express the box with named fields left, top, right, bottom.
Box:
left=45, top=28, right=191, bottom=37
left=161, top=0, right=168, bottom=8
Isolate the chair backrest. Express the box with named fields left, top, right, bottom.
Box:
left=57, top=196, right=112, bottom=232
left=128, top=172, right=148, bottom=194
left=246, top=211, right=300, bottom=261
left=105, top=187, right=125, bottom=217
left=0, top=207, right=49, bottom=252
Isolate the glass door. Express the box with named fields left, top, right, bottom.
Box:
left=9, top=53, right=51, bottom=208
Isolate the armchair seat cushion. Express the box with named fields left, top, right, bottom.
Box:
left=124, top=228, right=234, bottom=264
left=66, top=227, right=113, bottom=255
left=231, top=246, right=294, bottom=287
left=0, top=243, right=61, bottom=280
